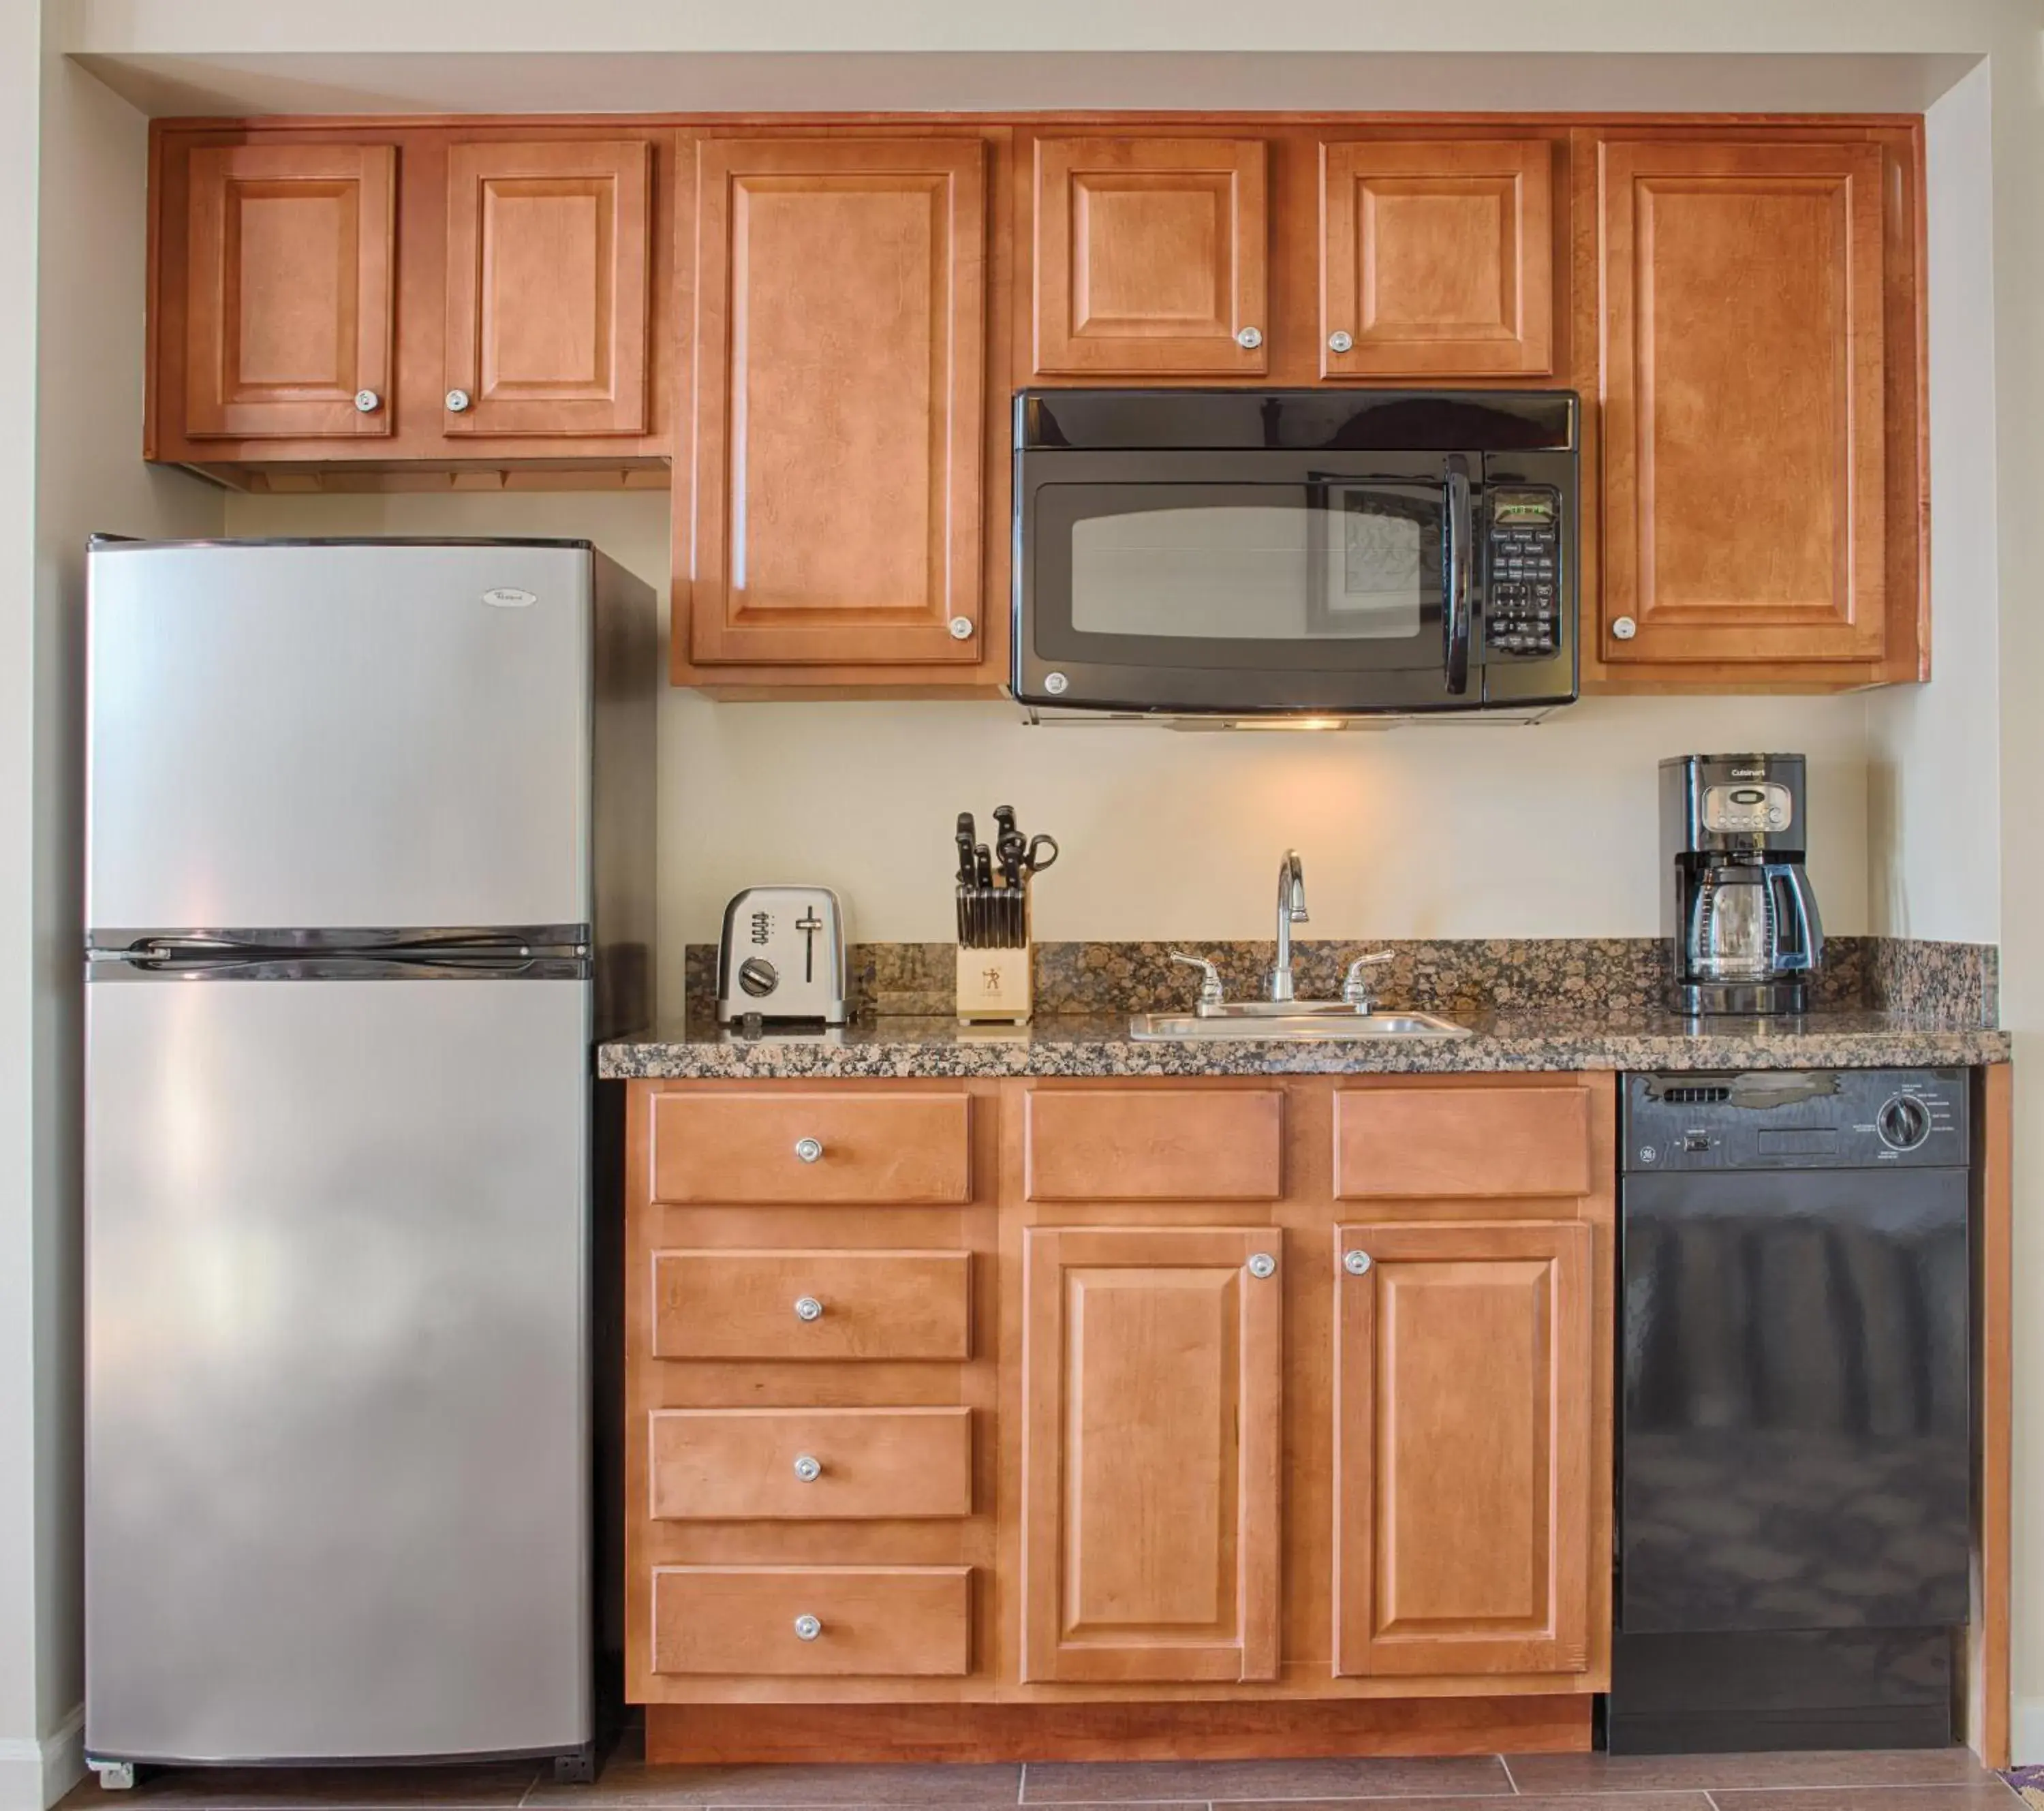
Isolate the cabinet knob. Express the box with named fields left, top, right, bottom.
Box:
left=948, top=617, right=974, bottom=641
left=794, top=1295, right=824, bottom=1322
left=1344, top=1249, right=1373, bottom=1276
left=793, top=1613, right=822, bottom=1641
left=1327, top=330, right=1354, bottom=354
left=792, top=1453, right=822, bottom=1483
left=1248, top=1252, right=1277, bottom=1280
left=352, top=390, right=381, bottom=414
left=1612, top=616, right=1638, bottom=641
left=445, top=389, right=471, bottom=413
left=794, top=1136, right=823, bottom=1163
left=1235, top=326, right=1264, bottom=350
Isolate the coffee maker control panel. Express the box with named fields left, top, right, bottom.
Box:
left=1485, top=487, right=1562, bottom=657
left=1701, top=783, right=1793, bottom=835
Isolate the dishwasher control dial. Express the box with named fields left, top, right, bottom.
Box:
left=1876, top=1094, right=1932, bottom=1151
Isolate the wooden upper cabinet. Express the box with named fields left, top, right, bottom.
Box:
left=1334, top=1220, right=1592, bottom=1678
left=1320, top=140, right=1553, bottom=377
left=1021, top=1226, right=1280, bottom=1684
left=442, top=138, right=651, bottom=437
left=1027, top=136, right=1269, bottom=377
left=1596, top=139, right=1889, bottom=668
left=181, top=143, right=397, bottom=439
left=683, top=137, right=987, bottom=668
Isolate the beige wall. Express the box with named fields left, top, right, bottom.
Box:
left=226, top=490, right=1876, bottom=1017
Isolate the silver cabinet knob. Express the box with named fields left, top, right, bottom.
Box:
left=1344, top=1249, right=1373, bottom=1275
left=445, top=388, right=471, bottom=413
left=1328, top=330, right=1354, bottom=354
left=1248, top=1252, right=1277, bottom=1280
left=948, top=616, right=974, bottom=640
left=793, top=1613, right=822, bottom=1641
left=1612, top=616, right=1638, bottom=641
left=1235, top=326, right=1263, bottom=350
left=794, top=1295, right=824, bottom=1322
left=792, top=1453, right=822, bottom=1483
left=794, top=1136, right=823, bottom=1163
left=352, top=390, right=381, bottom=413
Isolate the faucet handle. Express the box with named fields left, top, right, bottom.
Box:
left=1342, top=952, right=1395, bottom=1008
left=1169, top=951, right=1226, bottom=1014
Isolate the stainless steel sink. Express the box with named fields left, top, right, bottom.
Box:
left=1129, top=1004, right=1472, bottom=1040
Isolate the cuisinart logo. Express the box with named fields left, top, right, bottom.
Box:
left=481, top=587, right=537, bottom=609
left=1729, top=766, right=1765, bottom=778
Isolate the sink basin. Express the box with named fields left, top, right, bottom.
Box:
left=1129, top=1006, right=1472, bottom=1040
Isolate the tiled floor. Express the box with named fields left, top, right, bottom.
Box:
left=57, top=1739, right=2021, bottom=1810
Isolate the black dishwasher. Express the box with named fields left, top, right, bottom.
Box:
left=1611, top=1069, right=1971, bottom=1754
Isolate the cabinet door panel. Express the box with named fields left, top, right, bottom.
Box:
left=1598, top=140, right=1887, bottom=665
left=1030, top=137, right=1269, bottom=376
left=1021, top=1226, right=1280, bottom=1683
left=1321, top=140, right=1553, bottom=376
left=1334, top=1221, right=1592, bottom=1677
left=183, top=144, right=396, bottom=439
left=687, top=138, right=985, bottom=666
left=443, top=138, right=651, bottom=437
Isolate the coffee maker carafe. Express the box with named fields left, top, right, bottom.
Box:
left=1662, top=754, right=1824, bottom=1015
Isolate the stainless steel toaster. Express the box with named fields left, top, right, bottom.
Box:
left=715, top=886, right=849, bottom=1025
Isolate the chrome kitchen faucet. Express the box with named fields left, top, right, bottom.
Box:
left=1271, top=849, right=1308, bottom=1001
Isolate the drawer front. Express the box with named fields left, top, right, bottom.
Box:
left=650, top=1407, right=972, bottom=1521
left=1024, top=1088, right=1284, bottom=1201
left=650, top=1092, right=971, bottom=1205
left=650, top=1565, right=972, bottom=1677
left=650, top=1249, right=972, bottom=1361
left=1335, top=1085, right=1592, bottom=1199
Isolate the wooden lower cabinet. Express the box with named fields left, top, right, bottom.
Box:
left=1020, top=1225, right=1282, bottom=1683
left=1333, top=1220, right=1594, bottom=1677
left=625, top=1074, right=1613, bottom=1756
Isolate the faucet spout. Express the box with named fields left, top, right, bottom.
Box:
left=1271, top=850, right=1309, bottom=1002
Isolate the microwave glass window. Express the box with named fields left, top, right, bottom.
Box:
left=1065, top=485, right=1436, bottom=642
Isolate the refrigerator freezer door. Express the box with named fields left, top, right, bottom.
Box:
left=87, top=542, right=592, bottom=935
left=84, top=974, right=591, bottom=1762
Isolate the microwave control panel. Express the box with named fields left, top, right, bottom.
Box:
left=1485, top=488, right=1562, bottom=656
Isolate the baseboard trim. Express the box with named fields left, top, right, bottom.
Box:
left=2011, top=1695, right=2044, bottom=1767
left=0, top=1705, right=85, bottom=1811
left=646, top=1695, right=1593, bottom=1764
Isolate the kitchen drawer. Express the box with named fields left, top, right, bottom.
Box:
left=649, top=1565, right=972, bottom=1677
left=649, top=1248, right=972, bottom=1361
left=1334, top=1085, right=1592, bottom=1199
left=1023, top=1087, right=1284, bottom=1201
left=649, top=1092, right=971, bottom=1205
left=649, top=1407, right=972, bottom=1520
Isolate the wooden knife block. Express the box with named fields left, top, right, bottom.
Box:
left=956, top=894, right=1032, bottom=1024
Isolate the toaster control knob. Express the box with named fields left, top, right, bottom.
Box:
left=1877, top=1095, right=1932, bottom=1151
left=737, top=956, right=779, bottom=997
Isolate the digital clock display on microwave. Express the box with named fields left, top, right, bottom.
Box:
left=1491, top=491, right=1558, bottom=525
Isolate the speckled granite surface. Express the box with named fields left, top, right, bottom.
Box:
left=681, top=934, right=1996, bottom=1021
left=600, top=1006, right=2008, bottom=1080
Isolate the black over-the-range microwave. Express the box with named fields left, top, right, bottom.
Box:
left=1011, top=388, right=1581, bottom=722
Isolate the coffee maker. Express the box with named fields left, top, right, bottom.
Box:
left=1662, top=754, right=1825, bottom=1015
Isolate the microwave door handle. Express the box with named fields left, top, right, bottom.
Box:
left=1766, top=863, right=1825, bottom=972
left=1443, top=462, right=1472, bottom=695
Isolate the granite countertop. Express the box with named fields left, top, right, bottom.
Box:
left=598, top=1007, right=2011, bottom=1080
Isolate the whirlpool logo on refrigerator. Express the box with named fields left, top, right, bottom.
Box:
left=480, top=587, right=538, bottom=609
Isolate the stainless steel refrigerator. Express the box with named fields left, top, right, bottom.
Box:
left=82, top=538, right=654, bottom=1778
